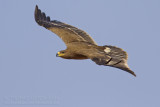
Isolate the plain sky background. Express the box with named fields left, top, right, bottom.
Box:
left=0, top=0, right=160, bottom=107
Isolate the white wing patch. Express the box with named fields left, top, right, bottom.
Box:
left=104, top=47, right=111, bottom=53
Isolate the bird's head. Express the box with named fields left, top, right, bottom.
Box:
left=56, top=50, right=66, bottom=57
left=56, top=50, right=71, bottom=59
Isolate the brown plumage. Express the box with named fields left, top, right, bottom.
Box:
left=34, top=5, right=136, bottom=77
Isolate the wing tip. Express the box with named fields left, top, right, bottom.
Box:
left=117, top=63, right=136, bottom=77
left=34, top=5, right=51, bottom=28
left=132, top=72, right=136, bottom=77
left=126, top=69, right=136, bottom=77
left=112, top=65, right=136, bottom=77
left=34, top=5, right=40, bottom=24
left=36, top=5, right=38, bottom=9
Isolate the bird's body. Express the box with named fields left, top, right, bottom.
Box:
left=60, top=42, right=105, bottom=59
left=34, top=5, right=136, bottom=76
left=60, top=42, right=95, bottom=59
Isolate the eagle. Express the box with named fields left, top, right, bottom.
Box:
left=34, top=5, right=136, bottom=76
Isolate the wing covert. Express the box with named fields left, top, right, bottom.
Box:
left=34, top=5, right=97, bottom=45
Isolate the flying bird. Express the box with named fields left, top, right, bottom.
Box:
left=34, top=5, right=136, bottom=76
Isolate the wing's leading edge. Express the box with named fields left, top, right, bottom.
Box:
left=34, top=5, right=97, bottom=45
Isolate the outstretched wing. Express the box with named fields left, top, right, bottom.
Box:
left=79, top=45, right=136, bottom=76
left=95, top=46, right=136, bottom=76
left=34, top=5, right=97, bottom=45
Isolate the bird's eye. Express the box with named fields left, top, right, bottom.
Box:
left=61, top=52, right=65, bottom=53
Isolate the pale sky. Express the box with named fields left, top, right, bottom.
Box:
left=0, top=0, right=160, bottom=107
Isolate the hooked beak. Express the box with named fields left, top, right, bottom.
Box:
left=56, top=52, right=60, bottom=57
left=56, top=53, right=59, bottom=57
